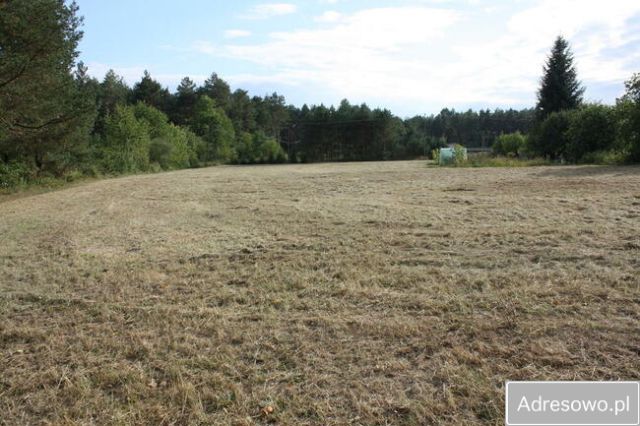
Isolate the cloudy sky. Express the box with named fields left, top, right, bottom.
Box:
left=77, top=0, right=640, bottom=117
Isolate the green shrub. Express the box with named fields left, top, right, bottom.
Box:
left=148, top=125, right=193, bottom=170
left=616, top=98, right=640, bottom=162
left=191, top=96, right=236, bottom=163
left=528, top=105, right=621, bottom=163
left=565, top=105, right=616, bottom=162
left=579, top=150, right=627, bottom=165
left=493, top=132, right=526, bottom=157
left=528, top=111, right=571, bottom=159
left=184, top=129, right=206, bottom=167
left=132, top=102, right=196, bottom=170
left=0, top=161, right=32, bottom=189
left=235, top=132, right=256, bottom=164
left=80, top=163, right=101, bottom=178
left=256, top=136, right=288, bottom=163
left=234, top=132, right=287, bottom=164
left=29, top=175, right=65, bottom=189
left=132, top=102, right=172, bottom=139
left=166, top=126, right=193, bottom=169
left=453, top=144, right=467, bottom=165
left=64, top=170, right=84, bottom=182
left=149, top=138, right=173, bottom=169
left=102, top=105, right=151, bottom=173
left=149, top=162, right=163, bottom=173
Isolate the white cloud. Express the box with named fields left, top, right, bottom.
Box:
left=88, top=1, right=640, bottom=113
left=160, top=40, right=221, bottom=56
left=223, top=7, right=464, bottom=104
left=220, top=1, right=640, bottom=111
left=315, top=10, right=343, bottom=23
left=242, top=3, right=297, bottom=19
left=445, top=0, right=640, bottom=104
left=191, top=40, right=218, bottom=55
left=229, top=7, right=460, bottom=63
left=224, top=29, right=252, bottom=39
left=504, top=0, right=640, bottom=85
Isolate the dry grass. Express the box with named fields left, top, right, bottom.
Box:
left=1, top=161, right=639, bottom=425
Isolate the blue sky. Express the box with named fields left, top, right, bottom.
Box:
left=76, top=0, right=640, bottom=117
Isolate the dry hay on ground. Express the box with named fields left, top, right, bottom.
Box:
left=1, top=161, right=639, bottom=425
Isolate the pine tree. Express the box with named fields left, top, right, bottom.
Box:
left=171, top=77, right=197, bottom=126
left=536, top=36, right=584, bottom=120
left=200, top=73, right=231, bottom=112
left=95, top=70, right=130, bottom=134
left=0, top=0, right=99, bottom=172
left=131, top=71, right=170, bottom=113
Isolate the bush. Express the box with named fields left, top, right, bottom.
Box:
left=528, top=111, right=571, bottom=159
left=234, top=132, right=287, bottom=164
left=191, top=96, right=236, bottom=163
left=565, top=105, right=616, bottom=162
left=453, top=144, right=467, bottom=165
left=527, top=104, right=624, bottom=163
left=0, top=161, right=33, bottom=189
left=235, top=132, right=256, bottom=164
left=184, top=130, right=206, bottom=167
left=64, top=170, right=84, bottom=182
left=256, top=136, right=288, bottom=163
left=616, top=98, right=640, bottom=162
left=132, top=102, right=172, bottom=139
left=133, top=102, right=197, bottom=170
left=493, top=132, right=525, bottom=157
left=149, top=125, right=193, bottom=170
left=149, top=138, right=173, bottom=169
left=579, top=150, right=627, bottom=165
left=80, top=163, right=101, bottom=178
left=102, top=105, right=151, bottom=173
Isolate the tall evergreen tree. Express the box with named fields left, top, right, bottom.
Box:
left=171, top=76, right=198, bottom=126
left=228, top=89, right=256, bottom=133
left=536, top=36, right=584, bottom=120
left=200, top=73, right=231, bottom=112
left=0, top=0, right=99, bottom=171
left=95, top=70, right=130, bottom=134
left=131, top=71, right=170, bottom=113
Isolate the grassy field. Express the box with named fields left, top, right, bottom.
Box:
left=1, top=161, right=639, bottom=425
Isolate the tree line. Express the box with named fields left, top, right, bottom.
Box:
left=1, top=1, right=639, bottom=188
left=498, top=36, right=640, bottom=164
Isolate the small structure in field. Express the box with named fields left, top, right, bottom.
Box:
left=438, top=145, right=468, bottom=165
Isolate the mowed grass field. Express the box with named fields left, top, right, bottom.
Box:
left=1, top=161, right=639, bottom=425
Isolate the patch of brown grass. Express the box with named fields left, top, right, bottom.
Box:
left=1, top=162, right=639, bottom=425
